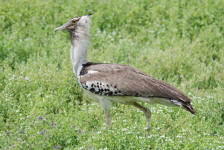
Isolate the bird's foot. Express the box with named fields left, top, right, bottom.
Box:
left=146, top=128, right=151, bottom=138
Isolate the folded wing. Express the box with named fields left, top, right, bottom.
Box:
left=79, top=62, right=192, bottom=103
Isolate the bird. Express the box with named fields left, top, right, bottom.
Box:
left=55, top=14, right=196, bottom=136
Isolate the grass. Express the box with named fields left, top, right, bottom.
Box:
left=0, top=0, right=224, bottom=149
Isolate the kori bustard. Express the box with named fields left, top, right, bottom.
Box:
left=55, top=15, right=196, bottom=135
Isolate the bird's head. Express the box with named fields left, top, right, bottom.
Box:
left=55, top=14, right=92, bottom=33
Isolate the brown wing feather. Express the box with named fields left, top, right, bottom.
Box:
left=80, top=62, right=192, bottom=103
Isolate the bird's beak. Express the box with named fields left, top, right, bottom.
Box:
left=54, top=21, right=72, bottom=32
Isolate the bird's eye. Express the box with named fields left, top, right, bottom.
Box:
left=72, top=17, right=80, bottom=23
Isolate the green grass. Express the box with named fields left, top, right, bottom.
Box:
left=0, top=0, right=224, bottom=149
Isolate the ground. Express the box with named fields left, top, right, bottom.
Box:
left=0, top=0, right=224, bottom=149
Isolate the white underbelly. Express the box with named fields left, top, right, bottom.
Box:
left=83, top=90, right=176, bottom=107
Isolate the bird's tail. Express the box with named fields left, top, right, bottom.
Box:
left=181, top=102, right=196, bottom=114
left=171, top=99, right=196, bottom=114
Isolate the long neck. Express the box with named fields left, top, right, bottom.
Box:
left=70, top=30, right=90, bottom=76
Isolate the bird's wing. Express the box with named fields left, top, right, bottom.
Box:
left=79, top=62, right=192, bottom=103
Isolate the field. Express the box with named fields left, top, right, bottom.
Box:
left=0, top=0, right=224, bottom=149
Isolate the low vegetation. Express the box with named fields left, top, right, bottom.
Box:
left=0, top=0, right=224, bottom=149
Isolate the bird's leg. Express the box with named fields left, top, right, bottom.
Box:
left=132, top=102, right=151, bottom=137
left=105, top=108, right=111, bottom=126
left=99, top=98, right=112, bottom=126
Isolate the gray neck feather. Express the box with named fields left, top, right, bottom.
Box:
left=70, top=28, right=90, bottom=76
